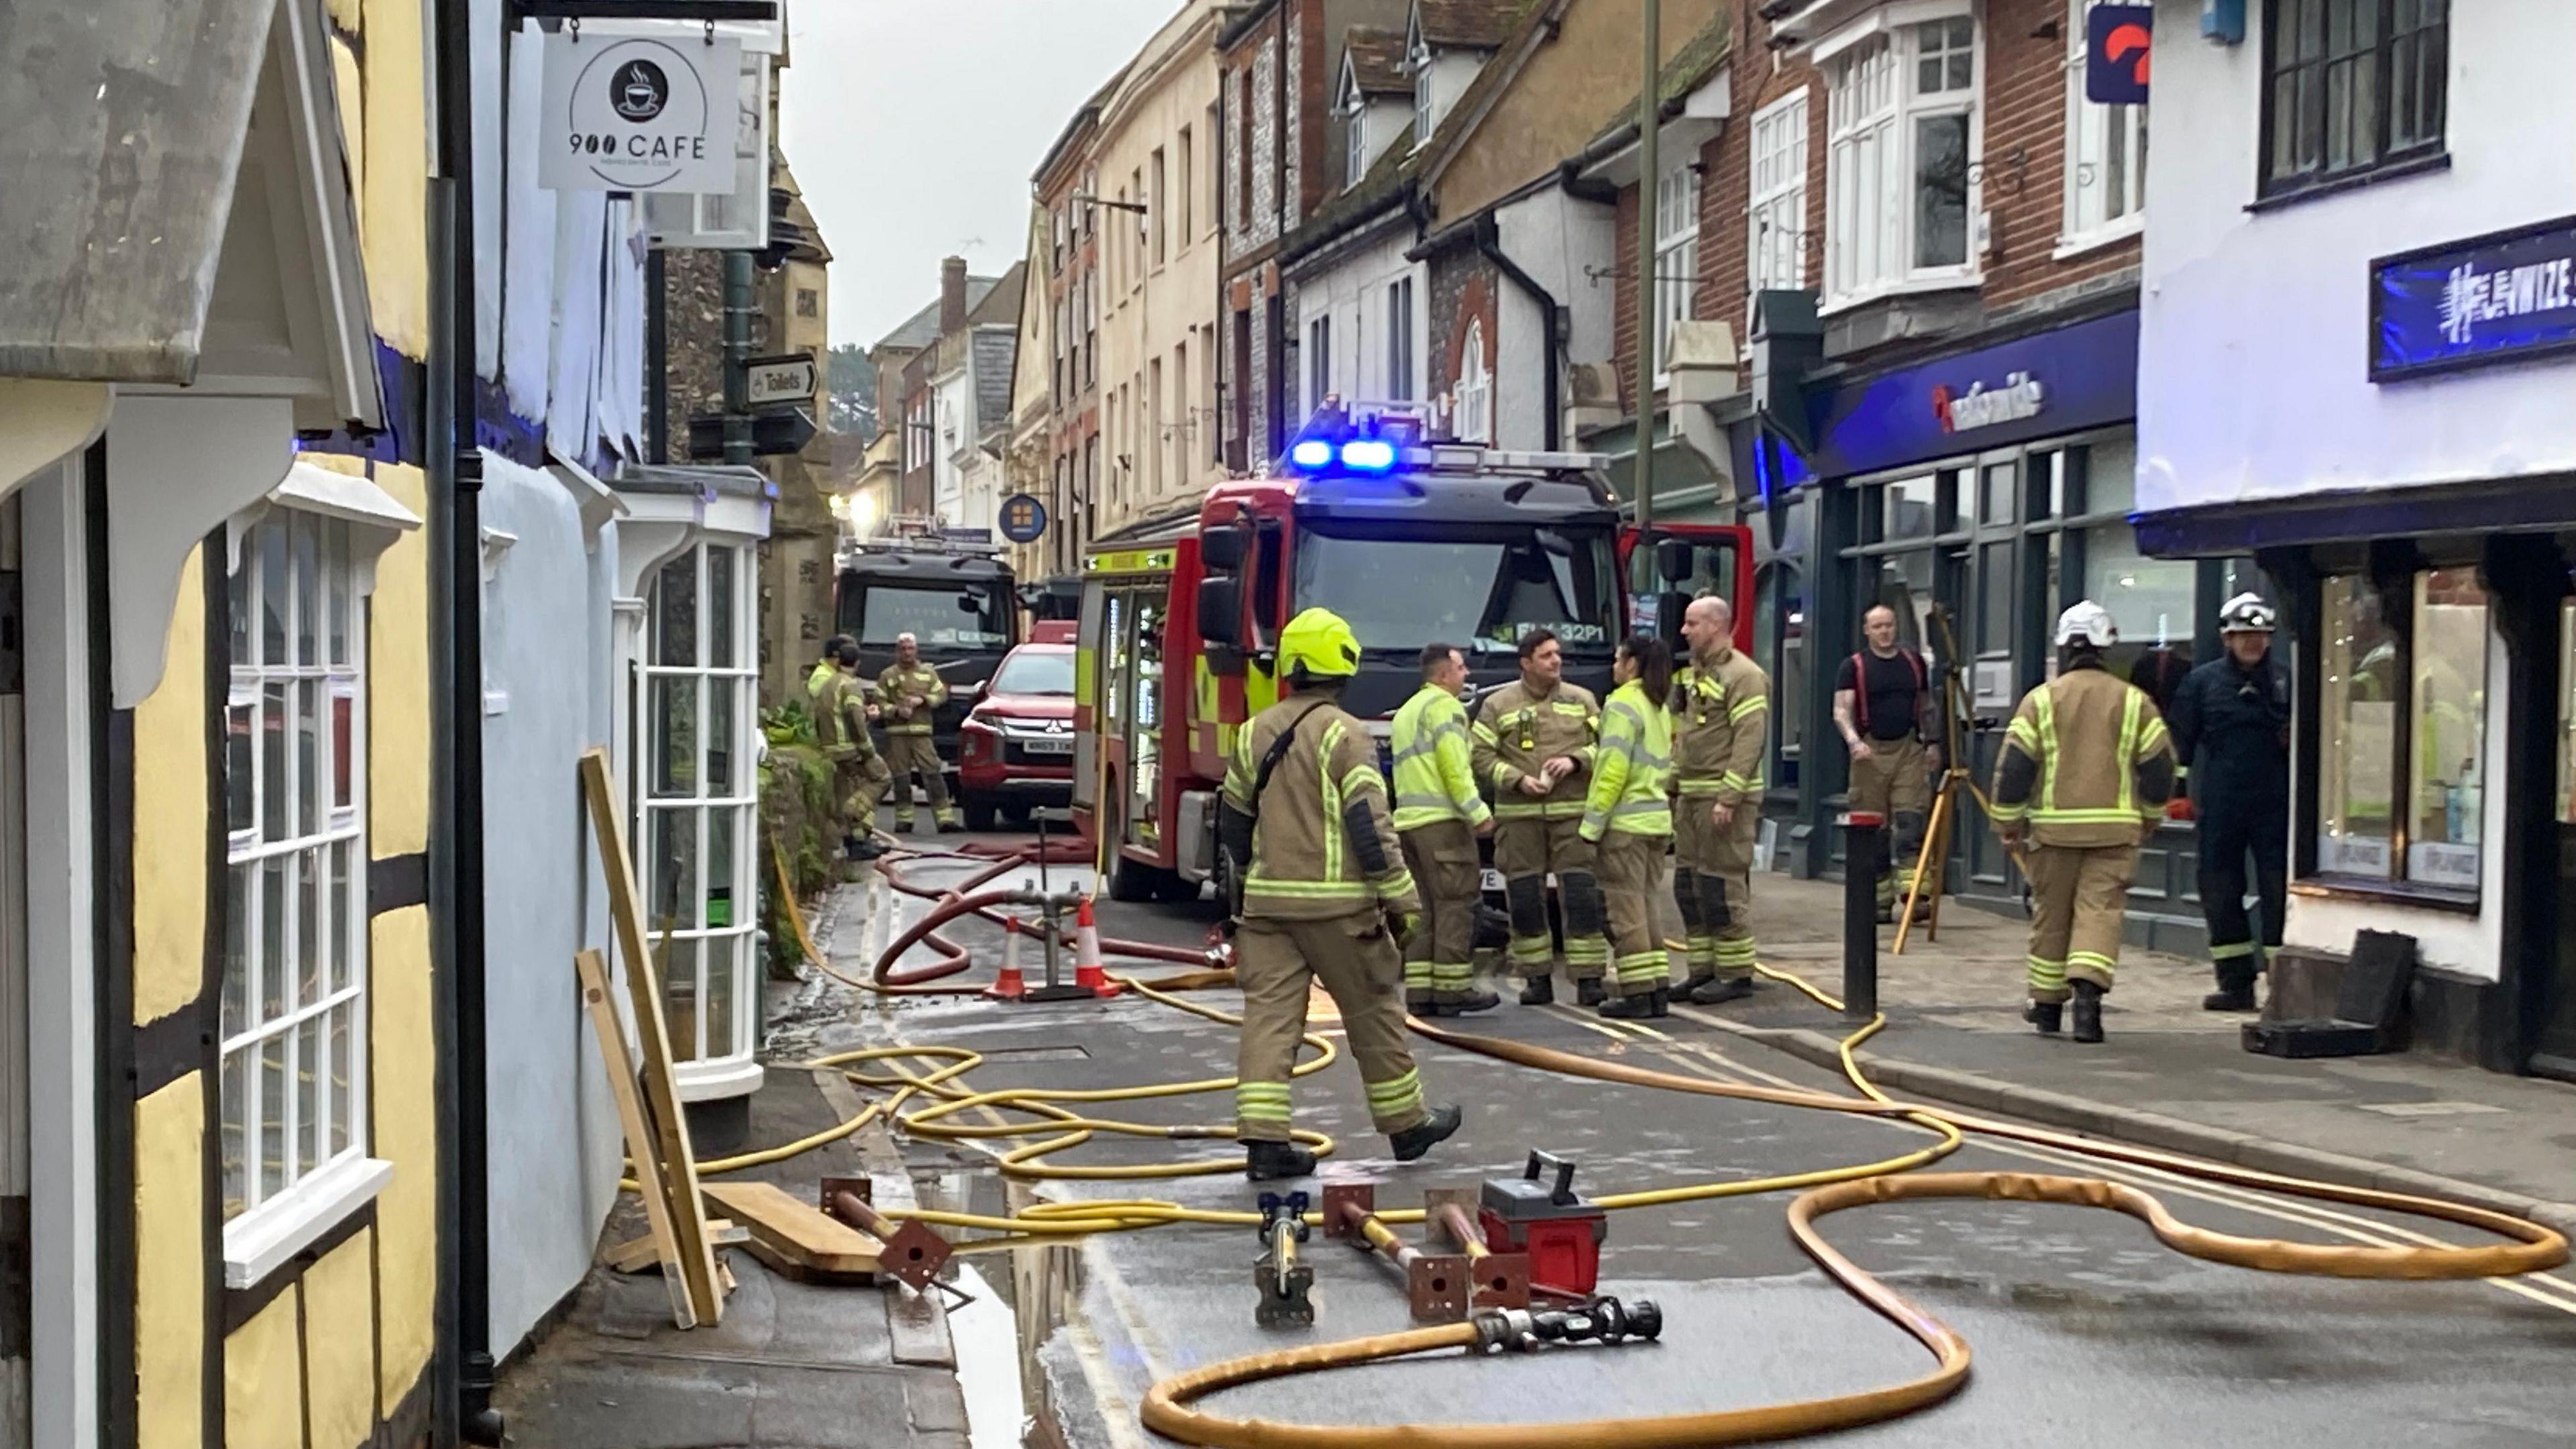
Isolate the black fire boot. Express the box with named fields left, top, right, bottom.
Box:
left=1598, top=987, right=1668, bottom=1020
left=2070, top=981, right=2106, bottom=1044
left=1574, top=977, right=1608, bottom=1008
left=1389, top=1104, right=1464, bottom=1162
left=1245, top=1140, right=1318, bottom=1181
left=2025, top=999, right=2063, bottom=1035
left=2202, top=960, right=2259, bottom=1012
left=1429, top=987, right=1501, bottom=1016
left=1518, top=975, right=1556, bottom=1006
left=1406, top=990, right=1434, bottom=1016
left=1689, top=975, right=1755, bottom=1005
left=1674, top=971, right=1717, bottom=1000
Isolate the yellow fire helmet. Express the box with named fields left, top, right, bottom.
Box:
left=1277, top=607, right=1362, bottom=684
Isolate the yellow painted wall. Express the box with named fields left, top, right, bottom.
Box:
left=302, top=1230, right=380, bottom=1449
left=131, top=547, right=207, bottom=1026
left=223, top=1291, right=301, bottom=1449
left=371, top=904, right=437, bottom=1413
left=368, top=462, right=431, bottom=855
left=360, top=0, right=430, bottom=359
left=135, top=1077, right=206, bottom=1449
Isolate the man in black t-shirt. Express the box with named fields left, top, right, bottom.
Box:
left=1835, top=604, right=1942, bottom=923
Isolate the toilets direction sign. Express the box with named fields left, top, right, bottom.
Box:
left=540, top=32, right=739, bottom=195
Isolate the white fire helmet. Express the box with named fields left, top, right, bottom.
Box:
left=2053, top=600, right=2118, bottom=650
left=2218, top=592, right=2277, bottom=633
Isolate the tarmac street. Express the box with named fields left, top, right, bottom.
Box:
left=837, top=836, right=2576, bottom=1449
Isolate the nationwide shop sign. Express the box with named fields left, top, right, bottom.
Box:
left=540, top=32, right=739, bottom=195
left=2373, top=215, right=2576, bottom=381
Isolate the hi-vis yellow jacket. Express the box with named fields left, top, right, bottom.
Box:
left=1471, top=680, right=1599, bottom=821
left=877, top=663, right=947, bottom=736
left=1389, top=684, right=1491, bottom=833
left=1580, top=680, right=1673, bottom=842
left=1219, top=695, right=1421, bottom=921
left=1672, top=647, right=1769, bottom=808
left=1989, top=665, right=2178, bottom=849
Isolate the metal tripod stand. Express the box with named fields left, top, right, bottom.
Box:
left=1890, top=606, right=2008, bottom=954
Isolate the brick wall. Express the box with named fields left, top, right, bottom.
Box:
left=1978, top=0, right=2140, bottom=311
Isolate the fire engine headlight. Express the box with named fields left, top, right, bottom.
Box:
left=1339, top=439, right=1397, bottom=472
left=1289, top=439, right=1334, bottom=469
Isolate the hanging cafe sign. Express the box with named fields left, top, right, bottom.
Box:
left=539, top=27, right=739, bottom=194
left=2372, top=215, right=2576, bottom=382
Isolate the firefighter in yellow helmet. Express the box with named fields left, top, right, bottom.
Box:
left=1218, top=608, right=1464, bottom=1180
left=1990, top=601, right=2178, bottom=1044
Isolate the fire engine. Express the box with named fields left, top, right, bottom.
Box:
left=1071, top=404, right=1752, bottom=903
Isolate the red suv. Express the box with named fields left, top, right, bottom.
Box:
left=957, top=641, right=1076, bottom=830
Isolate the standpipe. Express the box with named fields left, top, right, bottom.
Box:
left=1322, top=1183, right=1475, bottom=1322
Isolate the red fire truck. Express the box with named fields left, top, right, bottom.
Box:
left=1072, top=408, right=1752, bottom=902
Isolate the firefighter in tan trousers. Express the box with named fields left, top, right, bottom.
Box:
left=1218, top=608, right=1465, bottom=1181
left=1472, top=630, right=1611, bottom=1007
left=820, top=641, right=891, bottom=865
left=1989, top=601, right=2179, bottom=1045
left=877, top=632, right=964, bottom=833
left=1672, top=595, right=1770, bottom=1004
left=1835, top=604, right=1941, bottom=923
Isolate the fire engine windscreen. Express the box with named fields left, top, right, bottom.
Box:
left=853, top=584, right=1011, bottom=648
left=1291, top=524, right=1619, bottom=657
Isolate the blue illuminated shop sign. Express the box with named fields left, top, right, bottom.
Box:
left=1806, top=309, right=2139, bottom=479
left=2372, top=215, right=2576, bottom=382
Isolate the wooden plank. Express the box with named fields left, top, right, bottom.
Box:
left=604, top=1219, right=744, bottom=1275
left=702, top=1180, right=886, bottom=1277
left=575, top=948, right=694, bottom=1326
left=580, top=748, right=725, bottom=1325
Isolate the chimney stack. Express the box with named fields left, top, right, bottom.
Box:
left=939, top=256, right=969, bottom=334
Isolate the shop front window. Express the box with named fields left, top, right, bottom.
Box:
left=641, top=542, right=761, bottom=1068
left=2311, top=568, right=2485, bottom=890
left=2080, top=522, right=2196, bottom=682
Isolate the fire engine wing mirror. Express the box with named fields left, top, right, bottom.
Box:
left=1196, top=578, right=1246, bottom=659
left=957, top=591, right=983, bottom=613
left=1654, top=539, right=1696, bottom=586
left=1202, top=521, right=1252, bottom=573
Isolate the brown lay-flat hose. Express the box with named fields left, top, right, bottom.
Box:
left=1140, top=1025, right=2567, bottom=1449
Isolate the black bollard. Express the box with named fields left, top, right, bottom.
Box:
left=1839, top=811, right=1883, bottom=1021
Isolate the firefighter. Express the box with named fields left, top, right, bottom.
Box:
left=1670, top=594, right=1770, bottom=1004
left=822, top=642, right=891, bottom=864
left=1580, top=634, right=1675, bottom=1019
left=1471, top=631, right=1610, bottom=1006
left=877, top=631, right=963, bottom=833
left=807, top=633, right=857, bottom=704
left=2167, top=592, right=2290, bottom=1012
left=1218, top=608, right=1464, bottom=1181
left=1389, top=642, right=1499, bottom=1017
left=1834, top=604, right=1941, bottom=924
left=1990, top=602, right=2179, bottom=1044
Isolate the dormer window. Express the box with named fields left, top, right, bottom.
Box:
left=1412, top=36, right=1434, bottom=146
left=1348, top=99, right=1369, bottom=187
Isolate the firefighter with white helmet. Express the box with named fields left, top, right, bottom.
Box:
left=2167, top=590, right=2291, bottom=1012
left=1217, top=607, right=1464, bottom=1179
left=1988, top=601, right=2180, bottom=1043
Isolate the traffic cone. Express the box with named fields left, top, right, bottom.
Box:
left=985, top=917, right=1028, bottom=1000
left=1073, top=896, right=1124, bottom=998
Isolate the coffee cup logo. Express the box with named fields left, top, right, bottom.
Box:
left=612, top=59, right=668, bottom=121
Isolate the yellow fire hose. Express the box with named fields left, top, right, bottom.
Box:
left=742, top=843, right=2567, bottom=1448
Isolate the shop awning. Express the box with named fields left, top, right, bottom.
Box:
left=0, top=0, right=280, bottom=382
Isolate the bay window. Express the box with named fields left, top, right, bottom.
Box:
left=2310, top=566, right=2487, bottom=892
left=1653, top=157, right=1700, bottom=378
left=641, top=541, right=761, bottom=1078
left=2063, top=0, right=2148, bottom=244
left=1825, top=15, right=1978, bottom=306
left=1750, top=91, right=1810, bottom=298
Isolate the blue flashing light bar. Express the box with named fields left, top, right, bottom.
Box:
left=1289, top=438, right=1335, bottom=468
left=1338, top=439, right=1397, bottom=472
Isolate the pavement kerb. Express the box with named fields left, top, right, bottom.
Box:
left=1710, top=1020, right=2576, bottom=1241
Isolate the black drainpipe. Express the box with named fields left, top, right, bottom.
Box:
left=429, top=0, right=500, bottom=1442
left=1471, top=213, right=1562, bottom=450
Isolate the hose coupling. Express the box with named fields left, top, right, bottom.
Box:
left=1474, top=1297, right=1661, bottom=1352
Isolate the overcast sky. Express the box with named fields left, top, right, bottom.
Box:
left=783, top=0, right=1186, bottom=350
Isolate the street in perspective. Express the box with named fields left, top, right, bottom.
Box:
left=9, top=1, right=2576, bottom=1447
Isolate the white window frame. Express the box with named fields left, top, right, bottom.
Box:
left=1386, top=277, right=1415, bottom=402
left=1823, top=13, right=1981, bottom=312
left=1411, top=36, right=1434, bottom=147
left=2059, top=0, right=2147, bottom=256
left=639, top=541, right=761, bottom=1091
left=1653, top=156, right=1701, bottom=383
left=1346, top=92, right=1370, bottom=191
left=220, top=494, right=409, bottom=1288
left=1309, top=313, right=1333, bottom=409
left=1749, top=90, right=1811, bottom=301
left=1453, top=319, right=1492, bottom=442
